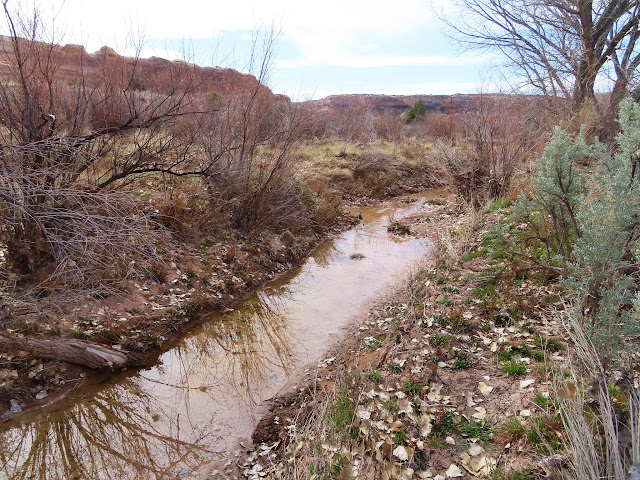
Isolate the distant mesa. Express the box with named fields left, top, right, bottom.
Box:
left=0, top=35, right=282, bottom=102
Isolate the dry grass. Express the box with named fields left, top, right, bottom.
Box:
left=551, top=307, right=640, bottom=480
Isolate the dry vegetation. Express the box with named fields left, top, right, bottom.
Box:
left=1, top=4, right=639, bottom=480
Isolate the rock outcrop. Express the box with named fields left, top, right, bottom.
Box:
left=0, top=35, right=287, bottom=102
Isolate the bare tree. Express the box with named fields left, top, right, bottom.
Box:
left=445, top=0, right=640, bottom=136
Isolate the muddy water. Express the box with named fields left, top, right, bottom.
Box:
left=0, top=193, right=441, bottom=480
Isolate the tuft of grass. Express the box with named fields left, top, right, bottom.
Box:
left=383, top=398, right=399, bottom=415
left=438, top=294, right=453, bottom=306
left=434, top=314, right=450, bottom=327
left=431, top=411, right=457, bottom=437
left=454, top=352, right=472, bottom=369
left=415, top=450, right=428, bottom=470
left=368, top=368, right=382, bottom=382
left=502, top=360, right=527, bottom=376
left=394, top=430, right=407, bottom=445
left=387, top=362, right=403, bottom=374
left=473, top=279, right=497, bottom=298
left=534, top=333, right=565, bottom=352
left=402, top=379, right=423, bottom=397
left=489, top=466, right=534, bottom=480
left=328, top=389, right=358, bottom=440
left=431, top=332, right=454, bottom=346
left=502, top=416, right=525, bottom=440
left=458, top=418, right=493, bottom=442
left=460, top=249, right=485, bottom=263
left=526, top=415, right=563, bottom=454
left=493, top=313, right=512, bottom=327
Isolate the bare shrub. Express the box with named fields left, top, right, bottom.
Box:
left=434, top=95, right=545, bottom=204
left=0, top=141, right=165, bottom=289
left=373, top=109, right=403, bottom=142
left=200, top=83, right=313, bottom=234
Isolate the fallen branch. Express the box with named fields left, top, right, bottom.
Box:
left=0, top=335, right=141, bottom=369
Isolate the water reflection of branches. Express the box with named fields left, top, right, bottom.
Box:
left=310, top=241, right=342, bottom=268
left=169, top=291, right=295, bottom=405
left=0, top=378, right=215, bottom=480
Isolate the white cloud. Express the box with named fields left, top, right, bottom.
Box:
left=29, top=0, right=442, bottom=60
left=277, top=53, right=493, bottom=69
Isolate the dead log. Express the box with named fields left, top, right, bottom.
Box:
left=0, top=335, right=138, bottom=369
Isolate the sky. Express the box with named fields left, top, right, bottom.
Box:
left=17, top=0, right=502, bottom=100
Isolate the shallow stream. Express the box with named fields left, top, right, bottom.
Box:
left=0, top=192, right=442, bottom=480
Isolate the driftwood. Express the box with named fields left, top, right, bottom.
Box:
left=0, top=335, right=140, bottom=369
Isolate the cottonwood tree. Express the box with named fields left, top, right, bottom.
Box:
left=446, top=0, right=640, bottom=137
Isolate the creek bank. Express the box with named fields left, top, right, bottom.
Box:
left=0, top=214, right=357, bottom=419
left=220, top=197, right=572, bottom=480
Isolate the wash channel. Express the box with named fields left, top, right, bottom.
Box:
left=0, top=192, right=444, bottom=480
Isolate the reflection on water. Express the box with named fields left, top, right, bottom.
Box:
left=0, top=192, right=441, bottom=479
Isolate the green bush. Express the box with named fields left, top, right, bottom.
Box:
left=507, top=99, right=640, bottom=361
left=405, top=99, right=427, bottom=124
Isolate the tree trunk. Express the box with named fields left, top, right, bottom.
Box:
left=0, top=335, right=143, bottom=369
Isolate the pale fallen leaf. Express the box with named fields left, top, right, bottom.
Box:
left=520, top=379, right=535, bottom=389
left=445, top=436, right=456, bottom=445
left=393, top=445, right=413, bottom=461
left=472, top=407, right=487, bottom=420
left=418, top=414, right=433, bottom=436
left=446, top=463, right=464, bottom=477
left=478, top=382, right=493, bottom=396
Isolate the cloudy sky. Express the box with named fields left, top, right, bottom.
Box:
left=17, top=0, right=500, bottom=99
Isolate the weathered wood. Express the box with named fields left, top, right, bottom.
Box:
left=0, top=335, right=132, bottom=369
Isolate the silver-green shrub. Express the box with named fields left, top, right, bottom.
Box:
left=510, top=98, right=640, bottom=361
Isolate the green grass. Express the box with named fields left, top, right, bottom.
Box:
left=402, top=379, right=423, bottom=397
left=434, top=314, right=450, bottom=327
left=454, top=352, right=472, bottom=369
left=532, top=392, right=552, bottom=410
left=428, top=437, right=450, bottom=449
left=534, top=333, right=565, bottom=352
left=489, top=466, right=534, bottom=480
left=502, top=416, right=525, bottom=440
left=415, top=450, right=428, bottom=470
left=473, top=280, right=497, bottom=298
left=394, top=430, right=407, bottom=445
left=458, top=418, right=493, bottom=442
left=328, top=389, right=358, bottom=440
left=431, top=411, right=457, bottom=437
left=367, top=368, right=382, bottom=382
left=526, top=415, right=563, bottom=454
left=71, top=331, right=91, bottom=340
left=497, top=349, right=514, bottom=361
left=383, top=398, right=399, bottom=415
left=438, top=294, right=453, bottom=306
left=493, top=313, right=512, bottom=327
left=431, top=332, right=454, bottom=346
left=387, top=362, right=403, bottom=374
left=459, top=249, right=485, bottom=263
left=502, top=360, right=527, bottom=376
